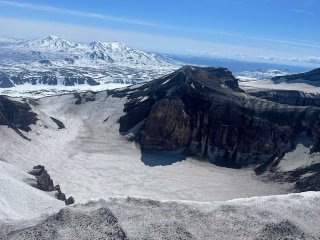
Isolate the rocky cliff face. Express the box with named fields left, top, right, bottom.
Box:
left=248, top=90, right=320, bottom=107
left=0, top=96, right=37, bottom=131
left=118, top=66, right=320, bottom=167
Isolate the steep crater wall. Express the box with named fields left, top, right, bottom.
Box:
left=118, top=66, right=320, bottom=167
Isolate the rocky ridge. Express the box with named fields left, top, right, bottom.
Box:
left=272, top=68, right=320, bottom=85
left=118, top=66, right=320, bottom=167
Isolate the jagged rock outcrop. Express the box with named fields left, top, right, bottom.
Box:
left=0, top=96, right=37, bottom=131
left=29, top=165, right=54, bottom=191
left=54, top=185, right=66, bottom=201
left=29, top=165, right=75, bottom=205
left=118, top=66, right=320, bottom=167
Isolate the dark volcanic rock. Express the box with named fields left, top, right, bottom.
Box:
left=117, top=66, right=320, bottom=167
left=0, top=96, right=37, bottom=131
left=54, top=185, right=66, bottom=201
left=0, top=72, right=14, bottom=88
left=63, top=76, right=100, bottom=86
left=272, top=68, right=320, bottom=85
left=295, top=172, right=320, bottom=191
left=64, top=58, right=75, bottom=64
left=65, top=197, right=75, bottom=205
left=29, top=167, right=75, bottom=204
left=249, top=90, right=320, bottom=107
left=50, top=117, right=65, bottom=129
left=29, top=165, right=54, bottom=191
left=0, top=73, right=100, bottom=87
left=141, top=98, right=191, bottom=150
left=38, top=59, right=52, bottom=65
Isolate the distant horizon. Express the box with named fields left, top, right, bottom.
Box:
left=0, top=33, right=315, bottom=70
left=0, top=0, right=319, bottom=68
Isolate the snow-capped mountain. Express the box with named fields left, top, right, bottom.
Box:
left=236, top=69, right=291, bottom=81
left=17, top=35, right=79, bottom=50
left=88, top=41, right=176, bottom=65
left=0, top=35, right=179, bottom=95
left=3, top=35, right=176, bottom=67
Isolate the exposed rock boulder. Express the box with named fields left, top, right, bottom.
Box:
left=29, top=165, right=54, bottom=191
left=50, top=117, right=65, bottom=129
left=65, top=197, right=75, bottom=205
left=117, top=66, right=320, bottom=167
left=29, top=165, right=75, bottom=205
left=54, top=185, right=66, bottom=201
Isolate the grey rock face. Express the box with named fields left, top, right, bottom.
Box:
left=0, top=96, right=37, bottom=131
left=248, top=90, right=320, bottom=107
left=118, top=66, right=320, bottom=167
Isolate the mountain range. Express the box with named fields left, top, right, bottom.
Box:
left=0, top=35, right=178, bottom=89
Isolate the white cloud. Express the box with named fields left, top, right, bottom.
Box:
left=0, top=17, right=284, bottom=56
left=0, top=0, right=173, bottom=29
left=293, top=9, right=315, bottom=16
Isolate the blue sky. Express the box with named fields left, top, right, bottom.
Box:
left=0, top=0, right=319, bottom=66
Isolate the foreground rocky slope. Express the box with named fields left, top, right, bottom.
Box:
left=1, top=192, right=320, bottom=240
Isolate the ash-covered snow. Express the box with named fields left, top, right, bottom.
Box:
left=0, top=92, right=290, bottom=205
left=1, top=192, right=320, bottom=239
left=239, top=78, right=320, bottom=94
